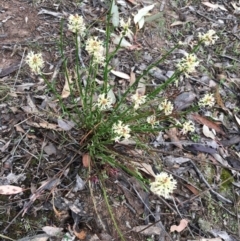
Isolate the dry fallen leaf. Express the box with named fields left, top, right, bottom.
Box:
left=110, top=70, right=130, bottom=79
left=134, top=4, right=155, bottom=29
left=185, top=184, right=199, bottom=195
left=188, top=238, right=221, bottom=241
left=111, top=33, right=133, bottom=48
left=26, top=120, right=59, bottom=130
left=58, top=119, right=75, bottom=131
left=129, top=67, right=136, bottom=86
left=82, top=153, right=91, bottom=168
left=111, top=0, right=119, bottom=27
left=136, top=78, right=146, bottom=95
left=132, top=225, right=162, bottom=235
left=131, top=162, right=156, bottom=177
left=73, top=229, right=87, bottom=240
left=202, top=125, right=216, bottom=140
left=42, top=226, right=63, bottom=237
left=191, top=114, right=225, bottom=136
left=202, top=2, right=227, bottom=11
left=0, top=185, right=23, bottom=195
left=234, top=114, right=240, bottom=126
left=171, top=21, right=185, bottom=26
left=166, top=127, right=183, bottom=149
left=170, top=219, right=189, bottom=232
left=61, top=72, right=73, bottom=98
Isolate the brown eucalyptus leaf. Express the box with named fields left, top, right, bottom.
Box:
left=191, top=114, right=226, bottom=136
left=215, top=86, right=229, bottom=114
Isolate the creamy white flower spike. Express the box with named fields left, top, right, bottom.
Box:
left=150, top=172, right=177, bottom=199
left=96, top=94, right=112, bottom=110
left=25, top=51, right=44, bottom=75
left=86, top=37, right=105, bottom=65
left=68, top=14, right=86, bottom=35
left=198, top=30, right=218, bottom=46
left=159, top=99, right=174, bottom=115
left=181, top=120, right=195, bottom=135
left=120, top=18, right=134, bottom=41
left=177, top=53, right=199, bottom=76
left=147, top=115, right=159, bottom=127
left=199, top=93, right=215, bottom=107
left=131, top=92, right=146, bottom=110
left=112, top=121, right=131, bottom=142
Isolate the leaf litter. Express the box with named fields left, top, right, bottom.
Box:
left=0, top=0, right=240, bottom=240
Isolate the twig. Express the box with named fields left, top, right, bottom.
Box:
left=3, top=209, right=24, bottom=233
left=88, top=164, right=107, bottom=232
left=196, top=11, right=218, bottom=23
left=77, top=36, right=86, bottom=68
left=172, top=196, right=195, bottom=238
left=155, top=204, right=165, bottom=241
left=189, top=160, right=232, bottom=204
left=14, top=47, right=26, bottom=87
left=131, top=184, right=174, bottom=241
left=160, top=0, right=166, bottom=12
left=50, top=58, right=65, bottom=82
left=219, top=54, right=240, bottom=63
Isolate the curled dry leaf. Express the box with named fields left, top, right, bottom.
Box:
left=202, top=125, right=215, bottom=140
left=170, top=219, right=189, bottom=232
left=134, top=4, right=155, bottom=29
left=111, top=33, right=133, bottom=48
left=0, top=185, right=23, bottom=195
left=73, top=229, right=87, bottom=240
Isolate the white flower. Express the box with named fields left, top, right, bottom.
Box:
left=150, top=172, right=177, bottom=199
left=86, top=37, right=105, bottom=65
left=120, top=18, right=134, bottom=41
left=86, top=37, right=104, bottom=55
left=96, top=94, right=112, bottom=110
left=181, top=120, right=195, bottom=135
left=199, top=93, right=215, bottom=107
left=25, top=51, right=44, bottom=74
left=198, top=30, right=218, bottom=46
left=68, top=14, right=86, bottom=35
left=159, top=99, right=174, bottom=115
left=177, top=53, right=199, bottom=76
left=112, top=121, right=131, bottom=142
left=131, top=92, right=146, bottom=110
left=147, top=115, right=159, bottom=127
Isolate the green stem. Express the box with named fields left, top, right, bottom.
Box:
left=100, top=176, right=126, bottom=241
